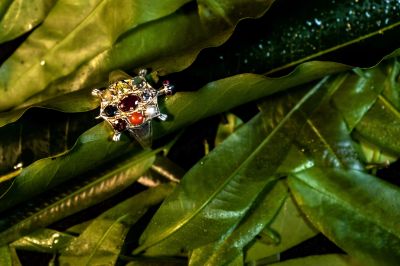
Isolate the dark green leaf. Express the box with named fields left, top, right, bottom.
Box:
left=355, top=95, right=400, bottom=155
left=59, top=184, right=174, bottom=266
left=288, top=168, right=400, bottom=266
left=10, top=229, right=75, bottom=253
left=267, top=254, right=359, bottom=266
left=0, top=89, right=97, bottom=127
left=0, top=109, right=97, bottom=175
left=0, top=0, right=56, bottom=43
left=245, top=194, right=318, bottom=262
left=189, top=180, right=288, bottom=266
left=0, top=0, right=191, bottom=111
left=173, top=0, right=400, bottom=86
left=0, top=123, right=137, bottom=212
left=0, top=146, right=156, bottom=244
left=134, top=78, right=329, bottom=256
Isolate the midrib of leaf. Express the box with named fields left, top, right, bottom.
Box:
left=291, top=172, right=400, bottom=239
left=85, top=213, right=129, bottom=265
left=0, top=147, right=158, bottom=244
left=266, top=20, right=400, bottom=75
left=378, top=94, right=400, bottom=120
left=2, top=0, right=23, bottom=36
left=136, top=77, right=324, bottom=252
left=10, top=0, right=108, bottom=87
left=305, top=118, right=345, bottom=168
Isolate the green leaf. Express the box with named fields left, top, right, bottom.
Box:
left=268, top=254, right=359, bottom=266
left=214, top=113, right=243, bottom=146
left=355, top=95, right=400, bottom=155
left=134, top=78, right=329, bottom=256
left=358, top=139, right=397, bottom=168
left=288, top=168, right=400, bottom=266
left=0, top=0, right=191, bottom=111
left=0, top=63, right=347, bottom=212
left=0, top=61, right=348, bottom=128
left=0, top=246, right=12, bottom=266
left=0, top=0, right=56, bottom=43
left=59, top=184, right=174, bottom=266
left=0, top=89, right=97, bottom=128
left=10, top=229, right=75, bottom=253
left=0, top=123, right=138, bottom=212
left=175, top=0, right=400, bottom=83
left=189, top=180, right=288, bottom=266
left=0, top=109, right=97, bottom=175
left=32, top=0, right=276, bottom=109
left=245, top=194, right=318, bottom=262
left=0, top=146, right=156, bottom=244
left=331, top=67, right=388, bottom=131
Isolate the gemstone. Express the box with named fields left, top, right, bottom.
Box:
left=129, top=112, right=144, bottom=126
left=162, top=80, right=170, bottom=86
left=142, top=90, right=152, bottom=101
left=145, top=106, right=157, bottom=117
left=113, top=119, right=127, bottom=132
left=118, top=94, right=140, bottom=112
left=103, top=105, right=118, bottom=117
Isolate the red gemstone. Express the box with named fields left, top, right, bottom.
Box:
left=118, top=94, right=140, bottom=112
left=129, top=112, right=144, bottom=126
left=163, top=80, right=170, bottom=86
left=113, top=119, right=127, bottom=132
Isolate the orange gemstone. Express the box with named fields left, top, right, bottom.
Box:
left=129, top=112, right=144, bottom=125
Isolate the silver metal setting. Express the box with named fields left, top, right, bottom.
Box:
left=92, top=69, right=173, bottom=147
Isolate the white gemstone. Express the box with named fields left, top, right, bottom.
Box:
left=145, top=106, right=156, bottom=117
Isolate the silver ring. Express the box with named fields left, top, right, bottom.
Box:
left=92, top=69, right=173, bottom=147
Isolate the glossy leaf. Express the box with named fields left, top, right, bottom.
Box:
left=189, top=180, right=288, bottom=266
left=288, top=168, right=400, bottom=266
left=10, top=229, right=75, bottom=253
left=0, top=123, right=138, bottom=212
left=355, top=95, right=400, bottom=155
left=0, top=89, right=97, bottom=128
left=268, top=254, right=359, bottom=266
left=245, top=195, right=318, bottom=262
left=0, top=147, right=156, bottom=244
left=31, top=0, right=275, bottom=110
left=59, top=184, right=174, bottom=266
left=0, top=109, right=97, bottom=176
left=171, top=0, right=400, bottom=87
left=0, top=0, right=191, bottom=111
left=0, top=61, right=348, bottom=128
left=0, top=62, right=347, bottom=213
left=135, top=79, right=329, bottom=256
left=0, top=0, right=56, bottom=43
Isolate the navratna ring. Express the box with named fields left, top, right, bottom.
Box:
left=92, top=69, right=173, bottom=147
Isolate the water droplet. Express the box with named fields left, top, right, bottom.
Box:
left=40, top=60, right=46, bottom=66
left=314, top=18, right=322, bottom=26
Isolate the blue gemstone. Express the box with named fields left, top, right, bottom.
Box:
left=104, top=105, right=118, bottom=117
